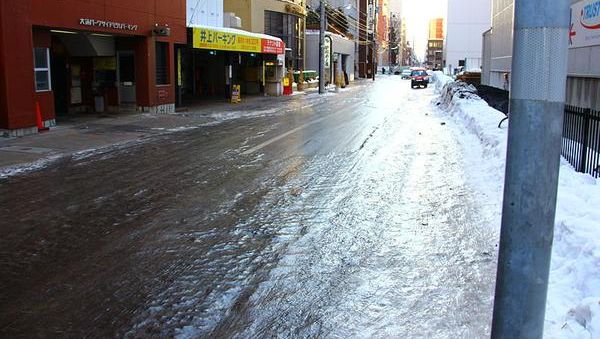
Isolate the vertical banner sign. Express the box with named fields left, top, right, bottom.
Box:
left=324, top=38, right=331, bottom=68
left=177, top=49, right=182, bottom=87
left=570, top=0, right=600, bottom=48
left=367, top=0, right=374, bottom=34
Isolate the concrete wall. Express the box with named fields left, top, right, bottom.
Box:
left=306, top=31, right=355, bottom=80
left=487, top=0, right=513, bottom=89
left=223, top=0, right=252, bottom=31
left=187, top=0, right=223, bottom=27
left=483, top=0, right=600, bottom=109
left=444, top=0, right=491, bottom=73
left=225, top=0, right=305, bottom=33
left=482, top=29, right=492, bottom=85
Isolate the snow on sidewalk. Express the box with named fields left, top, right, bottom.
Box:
left=432, top=71, right=600, bottom=338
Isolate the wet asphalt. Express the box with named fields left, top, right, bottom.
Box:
left=0, top=77, right=498, bottom=338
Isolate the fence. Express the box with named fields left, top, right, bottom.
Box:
left=562, top=105, right=600, bottom=178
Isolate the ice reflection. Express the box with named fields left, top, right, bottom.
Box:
left=128, top=78, right=497, bottom=338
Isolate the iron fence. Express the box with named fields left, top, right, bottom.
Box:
left=562, top=105, right=600, bottom=178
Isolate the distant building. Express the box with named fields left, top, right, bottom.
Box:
left=388, top=14, right=401, bottom=66
left=444, top=0, right=491, bottom=74
left=358, top=0, right=377, bottom=78
left=429, top=18, right=444, bottom=40
left=377, top=0, right=390, bottom=66
left=426, top=18, right=444, bottom=70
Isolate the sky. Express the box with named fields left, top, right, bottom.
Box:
left=389, top=0, right=447, bottom=60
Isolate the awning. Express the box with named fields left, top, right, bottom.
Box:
left=190, top=25, right=285, bottom=55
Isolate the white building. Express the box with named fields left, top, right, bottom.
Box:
left=482, top=0, right=600, bottom=110
left=444, top=0, right=491, bottom=75
left=187, top=0, right=224, bottom=27
left=483, top=0, right=513, bottom=90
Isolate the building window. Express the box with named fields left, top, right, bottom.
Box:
left=155, top=42, right=169, bottom=85
left=34, top=48, right=51, bottom=92
left=264, top=11, right=304, bottom=70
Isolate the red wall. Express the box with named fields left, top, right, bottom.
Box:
left=0, top=0, right=186, bottom=131
left=30, top=0, right=187, bottom=43
left=33, top=29, right=55, bottom=122
left=0, top=3, right=6, bottom=129
left=0, top=0, right=37, bottom=130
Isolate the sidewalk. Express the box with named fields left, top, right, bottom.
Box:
left=0, top=92, right=314, bottom=172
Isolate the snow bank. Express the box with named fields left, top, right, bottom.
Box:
left=432, top=71, right=453, bottom=92
left=433, top=75, right=600, bottom=338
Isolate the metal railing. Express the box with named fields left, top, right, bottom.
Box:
left=562, top=105, right=600, bottom=178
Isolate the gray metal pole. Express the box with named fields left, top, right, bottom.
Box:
left=319, top=1, right=326, bottom=94
left=491, top=0, right=570, bottom=338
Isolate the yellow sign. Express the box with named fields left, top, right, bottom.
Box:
left=177, top=49, right=182, bottom=86
left=193, top=27, right=261, bottom=53
left=283, top=77, right=290, bottom=86
left=93, top=57, right=117, bottom=70
left=231, top=84, right=241, bottom=103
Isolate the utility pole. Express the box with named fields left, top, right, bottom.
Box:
left=371, top=0, right=376, bottom=82
left=491, top=0, right=570, bottom=338
left=318, top=0, right=326, bottom=94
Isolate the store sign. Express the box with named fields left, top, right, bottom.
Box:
left=262, top=39, right=285, bottom=55
left=570, top=0, right=600, bottom=48
left=192, top=27, right=284, bottom=54
left=79, top=18, right=138, bottom=31
left=324, top=38, right=331, bottom=68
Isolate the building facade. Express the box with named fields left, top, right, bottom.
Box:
left=307, top=0, right=359, bottom=77
left=482, top=0, right=600, bottom=110
left=444, top=0, right=491, bottom=74
left=0, top=0, right=187, bottom=136
left=184, top=0, right=286, bottom=100
left=426, top=18, right=444, bottom=70
left=485, top=0, right=513, bottom=90
left=223, top=0, right=307, bottom=70
left=376, top=0, right=390, bottom=66
left=358, top=0, right=377, bottom=78
left=306, top=31, right=355, bottom=84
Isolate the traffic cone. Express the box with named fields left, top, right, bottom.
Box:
left=35, top=102, right=49, bottom=132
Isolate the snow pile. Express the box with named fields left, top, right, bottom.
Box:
left=433, top=77, right=507, bottom=162
left=433, top=77, right=600, bottom=338
left=546, top=168, right=600, bottom=338
left=432, top=71, right=453, bottom=92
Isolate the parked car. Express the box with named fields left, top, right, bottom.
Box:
left=410, top=69, right=429, bottom=88
left=401, top=69, right=412, bottom=79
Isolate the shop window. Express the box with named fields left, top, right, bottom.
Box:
left=33, top=48, right=51, bottom=92
left=265, top=11, right=304, bottom=70
left=155, top=42, right=169, bottom=85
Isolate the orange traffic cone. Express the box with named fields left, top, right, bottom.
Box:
left=36, top=102, right=49, bottom=132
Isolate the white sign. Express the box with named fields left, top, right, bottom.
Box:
left=570, top=0, right=600, bottom=48
left=324, top=38, right=331, bottom=68
left=367, top=1, right=374, bottom=34
left=80, top=18, right=138, bottom=31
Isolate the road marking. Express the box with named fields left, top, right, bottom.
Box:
left=241, top=116, right=328, bottom=155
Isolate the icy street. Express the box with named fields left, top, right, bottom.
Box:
left=0, top=77, right=500, bottom=337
